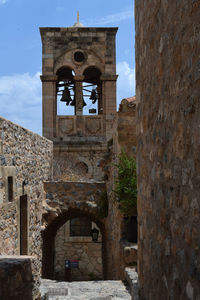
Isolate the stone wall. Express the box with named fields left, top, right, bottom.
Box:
left=104, top=97, right=137, bottom=280
left=54, top=221, right=102, bottom=281
left=0, top=117, right=53, bottom=272
left=136, top=0, right=200, bottom=299
left=117, top=97, right=136, bottom=156
left=53, top=146, right=107, bottom=182
left=0, top=255, right=40, bottom=300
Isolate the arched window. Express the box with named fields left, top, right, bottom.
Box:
left=56, top=67, right=75, bottom=116
left=82, top=67, right=102, bottom=116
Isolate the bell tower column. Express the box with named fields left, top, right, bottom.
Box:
left=101, top=75, right=118, bottom=139
left=74, top=75, right=84, bottom=116
left=40, top=75, right=57, bottom=138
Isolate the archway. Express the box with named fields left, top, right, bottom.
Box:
left=56, top=66, right=75, bottom=116
left=42, top=208, right=107, bottom=280
left=82, top=66, right=102, bottom=116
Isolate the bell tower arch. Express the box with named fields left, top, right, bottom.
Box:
left=40, top=22, right=118, bottom=181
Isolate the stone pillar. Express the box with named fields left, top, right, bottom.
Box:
left=101, top=75, right=118, bottom=140
left=40, top=75, right=57, bottom=139
left=97, top=84, right=103, bottom=115
left=74, top=75, right=84, bottom=116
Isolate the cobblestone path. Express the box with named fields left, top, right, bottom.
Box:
left=40, top=279, right=131, bottom=299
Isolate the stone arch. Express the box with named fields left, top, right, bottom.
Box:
left=82, top=65, right=103, bottom=79
left=74, top=158, right=93, bottom=179
left=54, top=48, right=104, bottom=76
left=56, top=66, right=76, bottom=79
left=42, top=207, right=107, bottom=280
left=56, top=66, right=76, bottom=115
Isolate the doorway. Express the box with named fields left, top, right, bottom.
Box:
left=20, top=195, right=28, bottom=255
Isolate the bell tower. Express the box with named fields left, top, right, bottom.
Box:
left=40, top=20, right=118, bottom=181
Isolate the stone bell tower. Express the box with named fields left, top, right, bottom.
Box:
left=40, top=18, right=118, bottom=181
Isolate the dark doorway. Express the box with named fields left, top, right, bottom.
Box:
left=20, top=195, right=28, bottom=255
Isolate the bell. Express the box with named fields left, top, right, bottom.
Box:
left=70, top=96, right=76, bottom=106
left=60, top=87, right=72, bottom=105
left=83, top=98, right=87, bottom=107
left=89, top=89, right=98, bottom=104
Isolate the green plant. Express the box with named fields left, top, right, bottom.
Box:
left=97, top=191, right=108, bottom=218
left=114, top=151, right=137, bottom=217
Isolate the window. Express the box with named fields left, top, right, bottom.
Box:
left=70, top=217, right=92, bottom=237
left=8, top=176, right=13, bottom=202
left=74, top=51, right=85, bottom=63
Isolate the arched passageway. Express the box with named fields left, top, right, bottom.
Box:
left=42, top=208, right=107, bottom=281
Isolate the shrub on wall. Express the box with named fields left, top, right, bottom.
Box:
left=114, top=151, right=137, bottom=217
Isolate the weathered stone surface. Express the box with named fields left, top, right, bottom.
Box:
left=54, top=221, right=103, bottom=281
left=117, top=97, right=136, bottom=156
left=0, top=117, right=53, bottom=270
left=125, top=267, right=139, bottom=300
left=43, top=181, right=106, bottom=224
left=40, top=279, right=131, bottom=299
left=0, top=255, right=40, bottom=300
left=136, top=0, right=200, bottom=299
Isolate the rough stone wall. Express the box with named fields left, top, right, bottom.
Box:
left=54, top=221, right=102, bottom=281
left=0, top=255, right=41, bottom=300
left=53, top=147, right=107, bottom=181
left=104, top=98, right=137, bottom=280
left=136, top=1, right=200, bottom=299
left=117, top=98, right=136, bottom=156
left=0, top=117, right=53, bottom=269
left=43, top=181, right=106, bottom=219
left=104, top=114, right=124, bottom=280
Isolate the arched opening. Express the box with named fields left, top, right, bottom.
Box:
left=56, top=66, right=75, bottom=116
left=74, top=161, right=89, bottom=177
left=82, top=67, right=102, bottom=116
left=42, top=208, right=107, bottom=281
left=54, top=217, right=102, bottom=281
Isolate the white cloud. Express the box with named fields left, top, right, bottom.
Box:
left=86, top=10, right=134, bottom=26
left=0, top=0, right=8, bottom=4
left=0, top=72, right=42, bottom=134
left=117, top=61, right=136, bottom=109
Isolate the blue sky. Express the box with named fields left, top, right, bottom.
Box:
left=0, top=0, right=135, bottom=134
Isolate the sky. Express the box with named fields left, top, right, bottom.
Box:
left=0, top=0, right=135, bottom=135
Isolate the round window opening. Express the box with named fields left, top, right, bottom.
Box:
left=74, top=51, right=85, bottom=63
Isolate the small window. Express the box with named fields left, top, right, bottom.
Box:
left=8, top=176, right=13, bottom=202
left=70, top=217, right=92, bottom=237
left=74, top=51, right=85, bottom=63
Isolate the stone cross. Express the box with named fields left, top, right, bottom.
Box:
left=77, top=11, right=79, bottom=24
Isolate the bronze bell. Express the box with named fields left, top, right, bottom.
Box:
left=89, top=89, right=98, bottom=104
left=60, top=87, right=72, bottom=105
left=70, top=96, right=76, bottom=106
left=83, top=98, right=87, bottom=107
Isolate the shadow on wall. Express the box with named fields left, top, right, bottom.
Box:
left=0, top=256, right=34, bottom=300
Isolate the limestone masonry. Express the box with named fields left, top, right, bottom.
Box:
left=136, top=0, right=200, bottom=299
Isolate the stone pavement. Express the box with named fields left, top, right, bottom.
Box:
left=40, top=279, right=131, bottom=299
